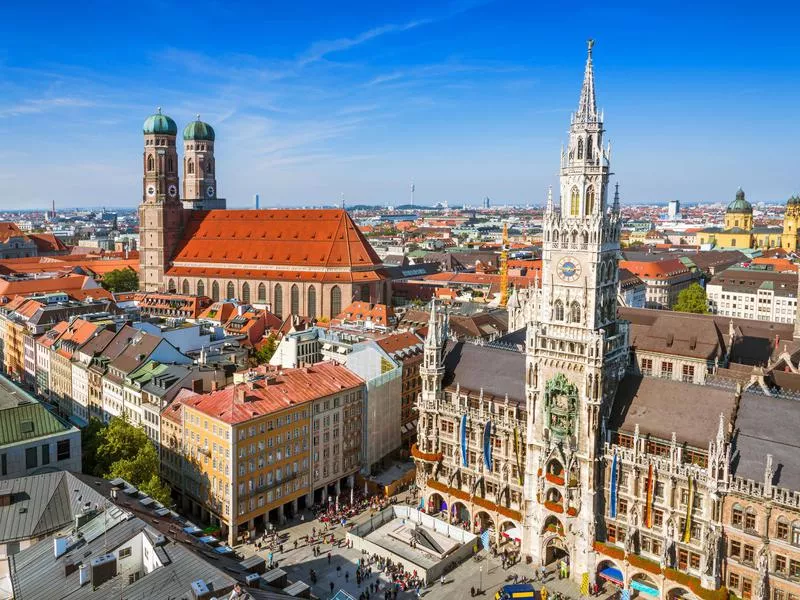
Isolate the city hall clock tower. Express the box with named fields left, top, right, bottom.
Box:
left=522, top=41, right=628, bottom=578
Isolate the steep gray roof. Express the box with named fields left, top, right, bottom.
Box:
left=732, top=392, right=800, bottom=491
left=0, top=472, right=108, bottom=543
left=442, top=340, right=525, bottom=402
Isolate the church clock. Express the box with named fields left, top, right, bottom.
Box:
left=556, top=256, right=582, bottom=282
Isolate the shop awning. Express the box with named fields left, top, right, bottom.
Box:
left=501, top=527, right=521, bottom=542
left=598, top=567, right=624, bottom=586
left=631, top=579, right=659, bottom=597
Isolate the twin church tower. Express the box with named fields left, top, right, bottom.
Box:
left=138, top=111, right=225, bottom=292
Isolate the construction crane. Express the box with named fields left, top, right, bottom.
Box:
left=500, top=222, right=510, bottom=307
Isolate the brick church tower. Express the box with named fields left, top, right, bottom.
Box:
left=138, top=108, right=185, bottom=292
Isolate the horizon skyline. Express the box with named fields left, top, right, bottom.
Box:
left=1, top=1, right=799, bottom=209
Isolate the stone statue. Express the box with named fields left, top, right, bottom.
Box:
left=754, top=545, right=769, bottom=600
left=703, top=528, right=719, bottom=576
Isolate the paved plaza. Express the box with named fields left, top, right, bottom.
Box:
left=232, top=497, right=618, bottom=600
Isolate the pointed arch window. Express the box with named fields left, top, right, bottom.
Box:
left=554, top=299, right=564, bottom=321
left=147, top=155, right=154, bottom=171
left=181, top=280, right=190, bottom=295
left=242, top=282, right=250, bottom=304
left=290, top=285, right=299, bottom=315
left=257, top=283, right=266, bottom=302
left=167, top=279, right=176, bottom=293
left=570, top=187, right=580, bottom=217
left=187, top=160, right=194, bottom=175
left=577, top=138, right=584, bottom=160
left=330, top=286, right=342, bottom=317
left=211, top=281, right=220, bottom=301
left=586, top=135, right=593, bottom=160
left=308, top=286, right=317, bottom=319
left=274, top=283, right=283, bottom=318
left=570, top=302, right=581, bottom=324
left=168, top=157, right=174, bottom=173
left=226, top=281, right=235, bottom=300
left=586, top=186, right=595, bottom=215
left=197, top=280, right=205, bottom=297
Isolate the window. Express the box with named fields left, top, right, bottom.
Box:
left=641, top=358, right=653, bottom=376
left=732, top=505, right=743, bottom=527
left=291, top=285, right=299, bottom=315
left=586, top=186, right=595, bottom=214
left=274, top=284, right=283, bottom=318
left=226, top=281, right=235, bottom=300
left=119, top=547, right=132, bottom=559
left=554, top=300, right=564, bottom=321
left=570, top=187, right=580, bottom=217
left=258, top=283, right=266, bottom=302
left=330, top=286, right=342, bottom=316
left=729, top=573, right=740, bottom=590
left=182, top=280, right=190, bottom=294
left=570, top=302, right=581, bottom=323
left=661, top=362, right=673, bottom=378
left=743, top=544, right=755, bottom=565
left=775, top=555, right=787, bottom=574
left=678, top=548, right=688, bottom=570
left=308, top=287, right=317, bottom=319
left=742, top=578, right=752, bottom=600
left=187, top=159, right=194, bottom=174
left=792, top=524, right=800, bottom=546
left=25, top=447, right=37, bottom=469
left=57, top=440, right=70, bottom=461
left=41, top=444, right=50, bottom=465
left=730, top=540, right=741, bottom=558
left=790, top=559, right=800, bottom=579
left=242, top=282, right=250, bottom=303
left=682, top=364, right=695, bottom=382
left=1, top=453, right=6, bottom=476
left=745, top=509, right=756, bottom=532
left=577, top=138, right=584, bottom=160
left=212, top=281, right=220, bottom=301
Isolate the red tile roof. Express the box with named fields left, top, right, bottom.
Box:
left=27, top=233, right=68, bottom=253
left=375, top=331, right=423, bottom=355
left=0, top=275, right=112, bottom=304
left=168, top=362, right=364, bottom=424
left=170, top=209, right=382, bottom=271
left=334, top=301, right=393, bottom=325
left=619, top=259, right=690, bottom=280
left=0, top=222, right=25, bottom=242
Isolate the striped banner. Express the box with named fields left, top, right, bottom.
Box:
left=514, top=427, right=523, bottom=485
left=683, top=476, right=694, bottom=543
left=609, top=450, right=618, bottom=518
left=483, top=421, right=493, bottom=471
left=480, top=529, right=490, bottom=550
left=645, top=463, right=654, bottom=528
left=460, top=414, right=468, bottom=467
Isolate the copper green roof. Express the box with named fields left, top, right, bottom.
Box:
left=726, top=188, right=752, bottom=214
left=143, top=108, right=178, bottom=135
left=183, top=117, right=215, bottom=141
left=0, top=403, right=73, bottom=446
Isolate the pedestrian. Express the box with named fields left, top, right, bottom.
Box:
left=328, top=552, right=332, bottom=564
left=440, top=575, right=445, bottom=586
left=330, top=581, right=335, bottom=594
left=346, top=572, right=350, bottom=583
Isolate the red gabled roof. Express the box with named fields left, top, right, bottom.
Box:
left=170, top=209, right=382, bottom=270
left=27, top=233, right=68, bottom=253
left=0, top=222, right=25, bottom=242
left=167, top=362, right=364, bottom=424
left=619, top=259, right=690, bottom=280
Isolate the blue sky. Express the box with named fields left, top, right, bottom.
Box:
left=0, top=0, right=798, bottom=209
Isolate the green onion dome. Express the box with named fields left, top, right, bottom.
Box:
left=143, top=107, right=178, bottom=136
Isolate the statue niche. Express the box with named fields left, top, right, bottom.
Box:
left=544, top=373, right=579, bottom=438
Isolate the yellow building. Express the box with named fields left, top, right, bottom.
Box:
left=161, top=362, right=364, bottom=546
left=698, top=188, right=795, bottom=250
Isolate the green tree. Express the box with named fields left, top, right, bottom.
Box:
left=101, top=268, right=139, bottom=292
left=254, top=334, right=277, bottom=364
left=673, top=283, right=709, bottom=314
left=138, top=474, right=172, bottom=506
left=108, top=442, right=161, bottom=486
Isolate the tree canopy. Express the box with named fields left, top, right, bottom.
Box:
left=254, top=334, right=277, bottom=364
left=101, top=268, right=139, bottom=292
left=83, top=416, right=172, bottom=506
left=672, top=283, right=709, bottom=314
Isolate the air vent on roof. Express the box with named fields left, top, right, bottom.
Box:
left=666, top=333, right=674, bottom=347
left=20, top=421, right=34, bottom=434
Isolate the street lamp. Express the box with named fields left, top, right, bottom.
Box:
left=479, top=566, right=482, bottom=594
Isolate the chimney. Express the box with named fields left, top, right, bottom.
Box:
left=192, top=379, right=203, bottom=393
left=211, top=380, right=219, bottom=392
left=235, top=386, right=246, bottom=403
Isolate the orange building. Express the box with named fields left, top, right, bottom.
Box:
left=161, top=362, right=364, bottom=546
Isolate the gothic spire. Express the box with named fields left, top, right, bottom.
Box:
left=575, top=39, right=597, bottom=123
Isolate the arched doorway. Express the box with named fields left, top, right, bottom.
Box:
left=499, top=520, right=521, bottom=548
left=630, top=572, right=660, bottom=598
left=427, top=493, right=445, bottom=515
left=451, top=502, right=470, bottom=527
left=474, top=510, right=494, bottom=533
left=666, top=587, right=693, bottom=600
left=543, top=535, right=569, bottom=565
left=596, top=559, right=624, bottom=593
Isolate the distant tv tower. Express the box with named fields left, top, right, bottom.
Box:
left=340, top=192, right=345, bottom=209
left=254, top=193, right=260, bottom=210
left=411, top=183, right=415, bottom=208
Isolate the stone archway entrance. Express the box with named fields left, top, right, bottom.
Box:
left=451, top=501, right=470, bottom=526
left=666, top=587, right=693, bottom=600
left=543, top=535, right=569, bottom=565
left=428, top=493, right=446, bottom=515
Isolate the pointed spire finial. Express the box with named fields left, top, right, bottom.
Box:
left=576, top=40, right=597, bottom=122
left=546, top=185, right=554, bottom=212
left=196, top=113, right=201, bottom=121
left=157, top=106, right=162, bottom=114
left=587, top=38, right=595, bottom=54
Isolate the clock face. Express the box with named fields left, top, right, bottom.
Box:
left=168, top=184, right=177, bottom=198
left=146, top=185, right=156, bottom=197
left=206, top=186, right=215, bottom=198
left=557, top=256, right=582, bottom=282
